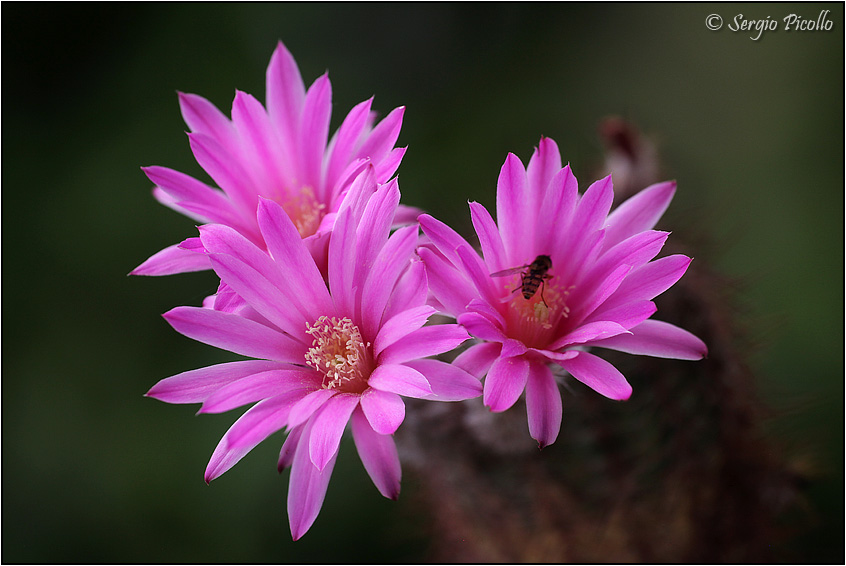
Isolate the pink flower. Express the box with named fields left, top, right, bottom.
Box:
left=146, top=174, right=481, bottom=540
left=418, top=137, right=707, bottom=448
left=133, top=41, right=413, bottom=277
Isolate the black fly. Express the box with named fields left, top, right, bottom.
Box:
left=490, top=255, right=553, bottom=307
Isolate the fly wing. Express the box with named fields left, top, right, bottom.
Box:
left=490, top=265, right=527, bottom=278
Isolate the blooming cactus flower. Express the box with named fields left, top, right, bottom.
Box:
left=146, top=173, right=481, bottom=540
left=418, top=137, right=707, bottom=448
left=133, top=41, right=413, bottom=277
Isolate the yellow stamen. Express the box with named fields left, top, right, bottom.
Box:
left=279, top=186, right=326, bottom=238
left=305, top=316, right=371, bottom=393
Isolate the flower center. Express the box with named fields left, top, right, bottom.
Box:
left=502, top=275, right=573, bottom=348
left=279, top=186, right=326, bottom=238
left=304, top=316, right=372, bottom=393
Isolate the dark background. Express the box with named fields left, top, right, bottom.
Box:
left=3, top=2, right=842, bottom=562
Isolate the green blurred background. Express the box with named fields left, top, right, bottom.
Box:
left=3, top=2, right=842, bottom=562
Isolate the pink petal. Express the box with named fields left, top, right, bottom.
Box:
left=457, top=311, right=507, bottom=343
left=568, top=264, right=631, bottom=325
left=298, top=73, right=332, bottom=192
left=546, top=320, right=630, bottom=351
left=199, top=368, right=317, bottom=414
left=212, top=280, right=246, bottom=313
left=163, top=306, right=305, bottom=363
left=483, top=355, right=529, bottom=412
left=604, top=180, right=676, bottom=250
left=525, top=361, right=562, bottom=448
left=188, top=132, right=256, bottom=215
left=266, top=41, right=306, bottom=152
left=570, top=175, right=614, bottom=237
left=601, top=254, right=692, bottom=311
left=368, top=363, right=433, bottom=398
left=360, top=388, right=405, bottom=435
left=374, top=146, right=406, bottom=183
left=288, top=417, right=337, bottom=540
left=404, top=359, right=483, bottom=401
left=278, top=424, right=304, bottom=472
left=354, top=180, right=401, bottom=291
left=143, top=166, right=244, bottom=229
left=231, top=90, right=286, bottom=193
left=176, top=236, right=205, bottom=253
left=152, top=186, right=208, bottom=223
left=257, top=198, right=334, bottom=315
left=553, top=227, right=604, bottom=287
left=178, top=92, right=237, bottom=154
left=355, top=106, right=405, bottom=173
left=377, top=325, right=469, bottom=366
left=590, top=319, right=707, bottom=360
left=361, top=224, right=419, bottom=339
left=303, top=229, right=331, bottom=276
left=351, top=407, right=401, bottom=500
left=208, top=253, right=309, bottom=341
left=469, top=201, right=507, bottom=274
left=205, top=390, right=306, bottom=482
left=146, top=360, right=286, bottom=404
left=327, top=158, right=368, bottom=213
left=455, top=244, right=498, bottom=305
left=327, top=206, right=357, bottom=316
left=579, top=231, right=669, bottom=294
left=530, top=348, right=578, bottom=365
left=235, top=305, right=275, bottom=327
left=336, top=165, right=378, bottom=222
left=526, top=137, right=562, bottom=202
left=466, top=298, right=507, bottom=327
left=197, top=222, right=261, bottom=265
left=541, top=165, right=580, bottom=258
left=382, top=258, right=428, bottom=322
left=453, top=342, right=501, bottom=378
left=130, top=243, right=212, bottom=276
left=418, top=213, right=473, bottom=268
left=582, top=300, right=657, bottom=330
left=309, top=393, right=359, bottom=471
left=373, top=305, right=436, bottom=359
left=417, top=247, right=478, bottom=317
left=325, top=98, right=373, bottom=189
left=559, top=350, right=632, bottom=401
left=501, top=339, right=529, bottom=358
left=287, top=388, right=338, bottom=429
left=495, top=152, right=531, bottom=261
left=392, top=202, right=423, bottom=227
left=198, top=222, right=311, bottom=321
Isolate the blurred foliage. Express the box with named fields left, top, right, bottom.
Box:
left=2, top=3, right=842, bottom=562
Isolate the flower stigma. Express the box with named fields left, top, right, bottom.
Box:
left=305, top=316, right=372, bottom=393
left=503, top=276, right=573, bottom=348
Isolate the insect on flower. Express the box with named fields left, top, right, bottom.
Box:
left=420, top=137, right=707, bottom=448
left=490, top=254, right=553, bottom=306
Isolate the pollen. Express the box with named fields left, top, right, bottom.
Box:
left=305, top=316, right=372, bottom=393
left=504, top=277, right=573, bottom=347
left=279, top=186, right=326, bottom=238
